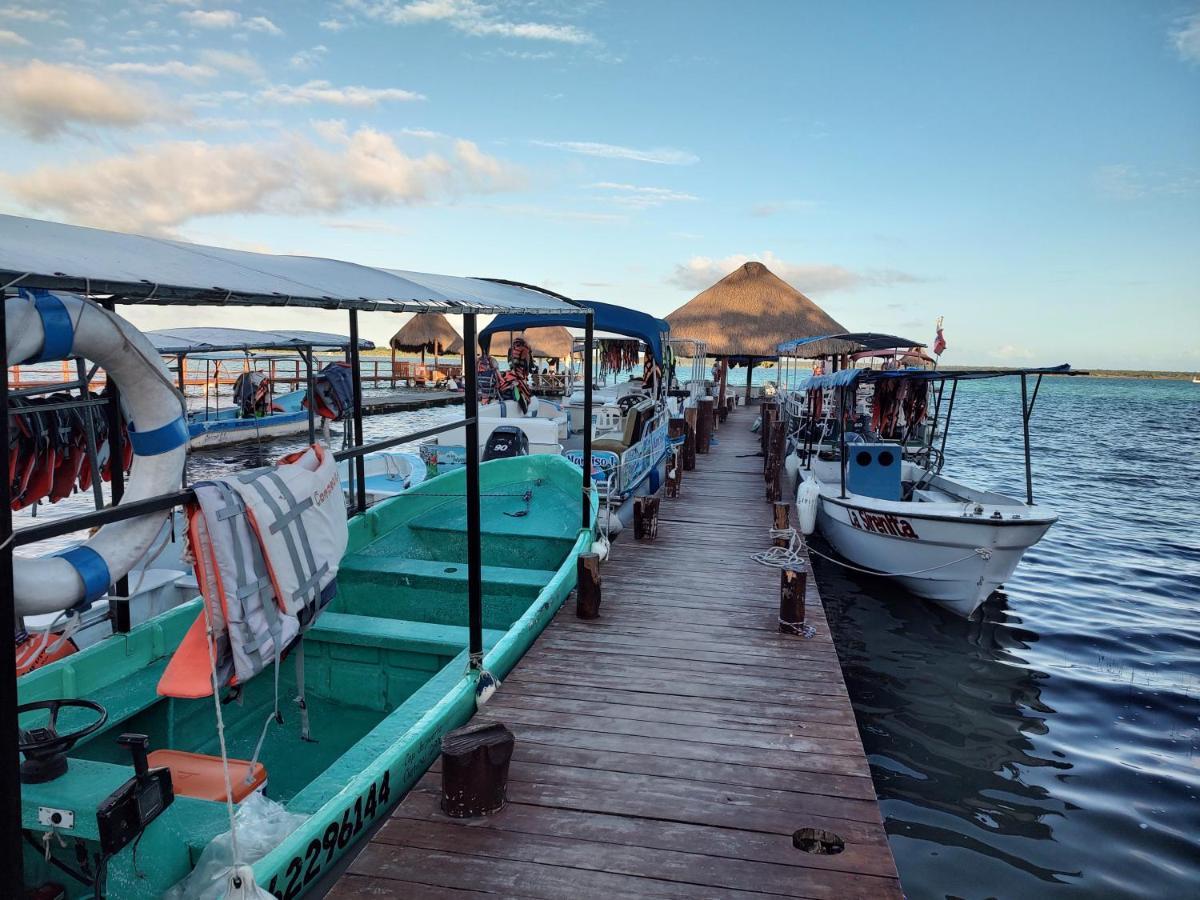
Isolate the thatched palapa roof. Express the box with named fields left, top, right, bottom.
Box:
left=665, top=261, right=845, bottom=358
left=389, top=313, right=464, bottom=355
left=489, top=326, right=574, bottom=360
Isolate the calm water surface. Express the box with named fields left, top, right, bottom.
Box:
left=816, top=377, right=1200, bottom=898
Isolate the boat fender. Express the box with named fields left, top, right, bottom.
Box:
left=784, top=452, right=800, bottom=489
left=7, top=292, right=187, bottom=616
left=592, top=533, right=610, bottom=562
left=797, top=478, right=820, bottom=536
left=475, top=670, right=500, bottom=709
left=648, top=466, right=661, bottom=494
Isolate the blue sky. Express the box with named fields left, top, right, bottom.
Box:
left=0, top=1, right=1196, bottom=369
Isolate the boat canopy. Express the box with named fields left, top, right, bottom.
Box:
left=0, top=215, right=583, bottom=315
left=778, top=332, right=926, bottom=357
left=801, top=364, right=1076, bottom=391
left=147, top=327, right=374, bottom=354
left=479, top=299, right=668, bottom=365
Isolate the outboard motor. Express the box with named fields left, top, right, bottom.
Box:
left=482, top=425, right=529, bottom=461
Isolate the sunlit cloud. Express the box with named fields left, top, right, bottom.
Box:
left=343, top=0, right=596, bottom=44
left=0, top=60, right=165, bottom=139
left=588, top=182, right=699, bottom=208
left=259, top=80, right=425, bottom=107
left=1170, top=12, right=1200, bottom=63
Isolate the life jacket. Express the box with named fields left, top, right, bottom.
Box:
left=233, top=371, right=272, bottom=419
left=13, top=397, right=52, bottom=510
left=507, top=337, right=533, bottom=377
left=476, top=355, right=499, bottom=404
left=158, top=444, right=345, bottom=699
left=304, top=362, right=355, bottom=421
left=77, top=393, right=108, bottom=494
left=497, top=369, right=531, bottom=413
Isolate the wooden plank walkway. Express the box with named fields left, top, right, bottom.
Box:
left=330, top=404, right=900, bottom=899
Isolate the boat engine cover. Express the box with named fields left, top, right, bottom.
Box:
left=482, top=425, right=529, bottom=461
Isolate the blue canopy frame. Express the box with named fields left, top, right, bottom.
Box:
left=479, top=298, right=668, bottom=365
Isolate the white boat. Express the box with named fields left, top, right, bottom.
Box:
left=338, top=449, right=427, bottom=506
left=797, top=453, right=1057, bottom=615
left=778, top=333, right=1075, bottom=616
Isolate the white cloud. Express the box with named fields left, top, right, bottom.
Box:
left=2, top=125, right=524, bottom=233
left=0, top=26, right=27, bottom=44
left=59, top=36, right=87, bottom=53
left=106, top=60, right=216, bottom=81
left=260, top=80, right=425, bottom=106
left=245, top=15, right=282, bottom=35
left=0, top=5, right=62, bottom=24
left=319, top=18, right=348, bottom=31
left=668, top=251, right=921, bottom=294
left=198, top=49, right=263, bottom=79
left=180, top=8, right=239, bottom=28
left=289, top=45, right=328, bottom=70
left=0, top=60, right=165, bottom=140
left=319, top=218, right=408, bottom=233
left=750, top=200, right=817, bottom=217
left=1170, top=13, right=1200, bottom=63
left=1095, top=163, right=1199, bottom=199
left=589, top=181, right=699, bottom=208
left=534, top=140, right=698, bottom=166
left=993, top=344, right=1034, bottom=360
left=345, top=0, right=595, bottom=44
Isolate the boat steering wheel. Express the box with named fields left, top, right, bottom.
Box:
left=911, top=446, right=944, bottom=492
left=17, top=699, right=108, bottom=782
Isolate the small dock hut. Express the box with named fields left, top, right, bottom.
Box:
left=665, top=261, right=845, bottom=405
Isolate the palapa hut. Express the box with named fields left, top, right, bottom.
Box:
left=487, top=326, right=574, bottom=363
left=666, top=261, right=845, bottom=403
left=389, top=313, right=465, bottom=380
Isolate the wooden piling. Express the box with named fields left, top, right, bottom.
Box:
left=665, top=451, right=682, bottom=498
left=773, top=502, right=790, bottom=546
left=779, top=567, right=807, bottom=635
left=682, top=406, right=698, bottom=470
left=576, top=553, right=601, bottom=619
left=440, top=722, right=515, bottom=818
left=696, top=397, right=714, bottom=454
left=633, top=495, right=660, bottom=540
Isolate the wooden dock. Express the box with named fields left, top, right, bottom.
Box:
left=362, top=390, right=464, bottom=416
left=330, top=404, right=901, bottom=899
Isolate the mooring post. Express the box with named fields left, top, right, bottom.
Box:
left=665, top=450, right=682, bottom=498
left=440, top=722, right=515, bottom=818
left=773, top=502, right=790, bottom=546
left=576, top=552, right=601, bottom=618
left=696, top=397, right=714, bottom=453
left=779, top=567, right=807, bottom=635
left=633, top=495, right=660, bottom=541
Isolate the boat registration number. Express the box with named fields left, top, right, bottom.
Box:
left=267, top=769, right=391, bottom=900
left=847, top=507, right=920, bottom=540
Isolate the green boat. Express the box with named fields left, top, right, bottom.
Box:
left=17, top=454, right=595, bottom=898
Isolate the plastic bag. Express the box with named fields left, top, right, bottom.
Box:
left=165, top=792, right=307, bottom=900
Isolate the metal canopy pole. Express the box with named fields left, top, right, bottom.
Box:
left=348, top=314, right=367, bottom=515
left=582, top=312, right=594, bottom=529
left=100, top=299, right=130, bottom=632
left=462, top=314, right=484, bottom=670
left=1020, top=373, right=1034, bottom=505
left=839, top=385, right=848, bottom=499
left=303, top=348, right=316, bottom=444
left=0, top=299, right=24, bottom=886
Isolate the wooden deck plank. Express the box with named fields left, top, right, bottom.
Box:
left=332, top=403, right=901, bottom=898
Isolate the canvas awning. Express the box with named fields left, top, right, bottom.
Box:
left=0, top=215, right=583, bottom=315
left=778, top=332, right=925, bottom=358
left=146, top=327, right=373, bottom=354
left=479, top=299, right=667, bottom=364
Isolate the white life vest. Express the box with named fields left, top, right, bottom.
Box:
left=158, top=444, right=345, bottom=699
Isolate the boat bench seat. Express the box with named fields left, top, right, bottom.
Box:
left=308, top=612, right=507, bottom=656
left=72, top=658, right=171, bottom=741
left=340, top=556, right=558, bottom=591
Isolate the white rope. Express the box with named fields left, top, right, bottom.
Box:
left=199, top=588, right=242, bottom=864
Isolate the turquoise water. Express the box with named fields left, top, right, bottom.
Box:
left=814, top=377, right=1200, bottom=898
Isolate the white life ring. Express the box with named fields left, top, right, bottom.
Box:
left=7, top=291, right=187, bottom=616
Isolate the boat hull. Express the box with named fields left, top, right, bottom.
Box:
left=812, top=487, right=1056, bottom=616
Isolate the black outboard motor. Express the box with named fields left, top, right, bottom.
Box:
left=482, top=425, right=529, bottom=461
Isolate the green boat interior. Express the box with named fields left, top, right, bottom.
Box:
left=17, top=456, right=589, bottom=899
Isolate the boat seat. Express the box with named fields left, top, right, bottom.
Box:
left=592, top=399, right=653, bottom=454
left=147, top=749, right=266, bottom=803
left=308, top=612, right=507, bottom=655
left=340, top=557, right=557, bottom=591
